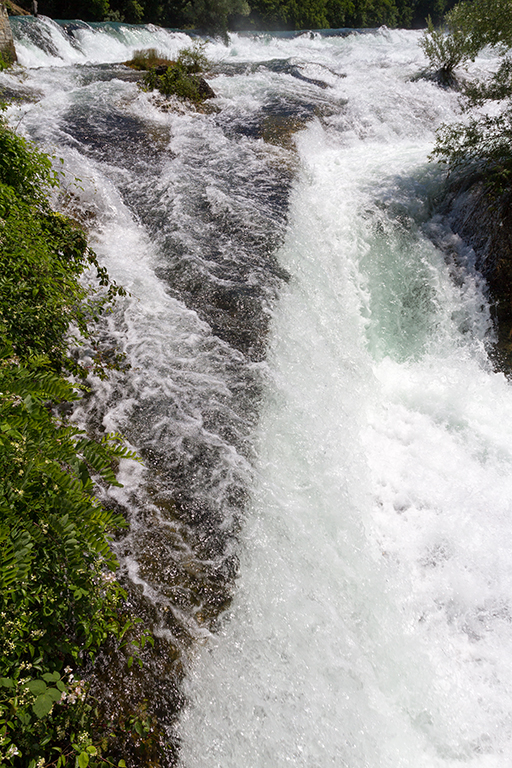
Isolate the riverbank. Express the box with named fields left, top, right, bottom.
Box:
left=0, top=116, right=160, bottom=767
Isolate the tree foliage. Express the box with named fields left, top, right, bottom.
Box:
left=421, top=0, right=512, bottom=78
left=422, top=0, right=512, bottom=194
left=26, top=0, right=456, bottom=33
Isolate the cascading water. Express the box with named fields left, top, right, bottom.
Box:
left=3, top=16, right=512, bottom=766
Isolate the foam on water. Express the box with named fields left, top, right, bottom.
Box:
left=4, top=19, right=512, bottom=764
left=176, top=34, right=512, bottom=768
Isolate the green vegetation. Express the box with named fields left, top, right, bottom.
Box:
left=0, top=52, right=11, bottom=71
left=421, top=0, right=512, bottom=192
left=184, top=0, right=250, bottom=40
left=128, top=44, right=214, bottom=102
left=420, top=0, right=512, bottom=81
left=0, top=116, right=153, bottom=765
left=13, top=0, right=456, bottom=37
left=124, top=47, right=164, bottom=70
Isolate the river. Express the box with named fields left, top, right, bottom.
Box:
left=3, top=16, right=512, bottom=767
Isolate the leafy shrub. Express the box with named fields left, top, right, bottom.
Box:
left=184, top=0, right=250, bottom=40
left=0, top=116, right=154, bottom=765
left=175, top=44, right=208, bottom=74
left=0, top=52, right=11, bottom=72
left=126, top=48, right=167, bottom=71
left=137, top=44, right=214, bottom=103
left=423, top=0, right=512, bottom=196
left=0, top=351, right=137, bottom=767
left=143, top=64, right=203, bottom=99
left=420, top=0, right=512, bottom=80
left=0, top=125, right=126, bottom=378
left=420, top=14, right=481, bottom=81
left=432, top=106, right=512, bottom=193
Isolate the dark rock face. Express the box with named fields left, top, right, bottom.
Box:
left=439, top=176, right=512, bottom=367
left=0, top=3, right=16, bottom=64
left=195, top=75, right=215, bottom=100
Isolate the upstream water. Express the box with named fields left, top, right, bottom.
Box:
left=4, top=16, right=512, bottom=767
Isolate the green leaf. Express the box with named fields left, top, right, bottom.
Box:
left=32, top=693, right=54, bottom=718
left=46, top=687, right=63, bottom=703
left=77, top=751, right=90, bottom=768
left=26, top=679, right=46, bottom=695
left=42, top=671, right=60, bottom=683
left=0, top=678, right=13, bottom=688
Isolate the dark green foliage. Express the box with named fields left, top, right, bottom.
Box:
left=0, top=126, right=126, bottom=378
left=420, top=13, right=482, bottom=78
left=464, top=56, right=512, bottom=107
left=0, top=118, right=155, bottom=764
left=412, top=0, right=456, bottom=28
left=125, top=46, right=165, bottom=69
left=147, top=63, right=201, bottom=97
left=106, top=0, right=145, bottom=22
left=136, top=44, right=214, bottom=102
left=324, top=0, right=355, bottom=28
left=33, top=0, right=110, bottom=21
left=0, top=352, right=135, bottom=765
left=175, top=43, right=208, bottom=71
left=184, top=0, right=250, bottom=37
left=421, top=0, right=512, bottom=79
left=0, top=127, right=56, bottom=205
left=446, top=0, right=512, bottom=51
left=36, top=0, right=459, bottom=31
left=0, top=51, right=12, bottom=71
left=433, top=107, right=512, bottom=194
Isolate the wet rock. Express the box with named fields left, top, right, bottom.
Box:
left=413, top=67, right=461, bottom=90
left=438, top=175, right=512, bottom=368
left=0, top=2, right=16, bottom=64
left=195, top=75, right=215, bottom=99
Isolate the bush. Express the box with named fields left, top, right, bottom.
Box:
left=126, top=48, right=167, bottom=70
left=0, top=352, right=136, bottom=767
left=432, top=106, right=512, bottom=193
left=0, top=52, right=11, bottom=72
left=136, top=44, right=214, bottom=103
left=423, top=0, right=512, bottom=195
left=0, top=125, right=126, bottom=378
left=0, top=117, right=153, bottom=765
left=420, top=14, right=481, bottom=81
left=420, top=0, right=512, bottom=80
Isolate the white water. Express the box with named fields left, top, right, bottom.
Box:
left=4, top=18, right=512, bottom=766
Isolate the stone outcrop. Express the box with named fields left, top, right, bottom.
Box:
left=0, top=1, right=16, bottom=64
left=439, top=176, right=512, bottom=367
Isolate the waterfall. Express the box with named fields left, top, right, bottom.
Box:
left=3, top=17, right=512, bottom=766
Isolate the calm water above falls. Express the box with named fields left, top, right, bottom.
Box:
left=4, top=17, right=512, bottom=766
